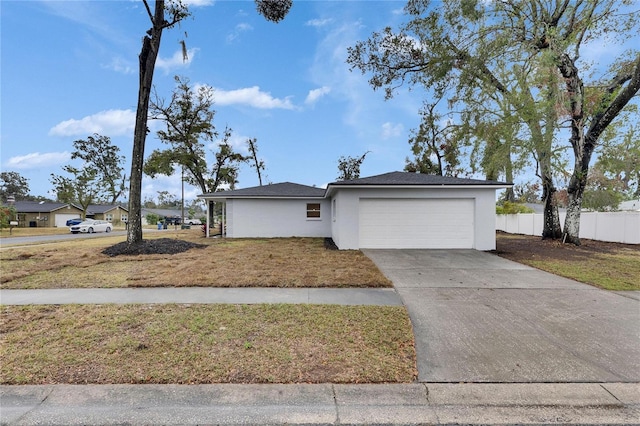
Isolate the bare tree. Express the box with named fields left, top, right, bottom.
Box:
left=127, top=0, right=292, bottom=246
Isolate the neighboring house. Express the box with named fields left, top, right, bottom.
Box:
left=87, top=204, right=129, bottom=225
left=619, top=199, right=640, bottom=211
left=12, top=201, right=84, bottom=228
left=199, top=171, right=511, bottom=250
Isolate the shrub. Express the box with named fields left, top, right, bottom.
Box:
left=496, top=201, right=535, bottom=214
left=145, top=213, right=160, bottom=225
left=0, top=205, right=17, bottom=229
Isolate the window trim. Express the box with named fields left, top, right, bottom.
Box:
left=306, top=203, right=321, bottom=220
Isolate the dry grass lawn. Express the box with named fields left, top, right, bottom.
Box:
left=1, top=304, right=416, bottom=384
left=0, top=232, right=414, bottom=385
left=1, top=232, right=391, bottom=289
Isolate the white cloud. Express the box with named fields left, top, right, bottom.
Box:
left=102, top=56, right=134, bottom=74
left=49, top=109, right=135, bottom=137
left=156, top=47, right=198, bottom=73
left=305, top=86, right=331, bottom=105
left=381, top=122, right=404, bottom=139
left=306, top=20, right=375, bottom=128
left=183, top=0, right=215, bottom=6
left=305, top=18, right=333, bottom=28
left=5, top=152, right=71, bottom=170
left=214, top=86, right=295, bottom=110
left=227, top=23, right=254, bottom=43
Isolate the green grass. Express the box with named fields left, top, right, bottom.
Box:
left=495, top=233, right=640, bottom=291
left=1, top=304, right=417, bottom=384
left=529, top=252, right=640, bottom=291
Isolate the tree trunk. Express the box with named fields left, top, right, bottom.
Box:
left=562, top=135, right=590, bottom=246
left=560, top=54, right=640, bottom=245
left=525, top=115, right=561, bottom=239
left=127, top=1, right=164, bottom=246
left=503, top=139, right=515, bottom=202
left=541, top=178, right=562, bottom=239
left=563, top=172, right=586, bottom=246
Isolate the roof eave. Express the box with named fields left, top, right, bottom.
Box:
left=198, top=194, right=326, bottom=200
left=324, top=183, right=512, bottom=197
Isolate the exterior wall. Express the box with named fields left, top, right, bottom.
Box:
left=226, top=198, right=331, bottom=238
left=330, top=190, right=360, bottom=250
left=17, top=206, right=84, bottom=228
left=496, top=212, right=640, bottom=244
left=331, top=187, right=499, bottom=250
left=94, top=207, right=128, bottom=225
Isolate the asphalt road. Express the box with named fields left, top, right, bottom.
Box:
left=0, top=229, right=163, bottom=247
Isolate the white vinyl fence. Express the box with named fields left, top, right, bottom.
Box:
left=496, top=211, right=640, bottom=244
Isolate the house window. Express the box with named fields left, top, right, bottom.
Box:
left=105, top=213, right=113, bottom=222
left=121, top=214, right=128, bottom=222
left=306, top=203, right=321, bottom=219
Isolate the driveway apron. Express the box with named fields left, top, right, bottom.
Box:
left=364, top=249, right=640, bottom=383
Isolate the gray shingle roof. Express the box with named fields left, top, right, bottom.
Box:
left=13, top=201, right=70, bottom=212
left=198, top=172, right=510, bottom=200
left=201, top=182, right=325, bottom=198
left=88, top=204, right=127, bottom=214
left=329, top=171, right=510, bottom=186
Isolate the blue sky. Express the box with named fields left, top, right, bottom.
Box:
left=2, top=1, right=637, bottom=204
left=1, top=0, right=427, bottom=202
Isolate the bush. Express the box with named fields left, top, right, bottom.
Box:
left=0, top=205, right=17, bottom=229
left=496, top=201, right=535, bottom=214
left=145, top=213, right=160, bottom=225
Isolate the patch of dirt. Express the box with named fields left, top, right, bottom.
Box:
left=494, top=231, right=638, bottom=262
left=102, top=238, right=207, bottom=257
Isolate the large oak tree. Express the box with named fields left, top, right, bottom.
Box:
left=348, top=0, right=639, bottom=244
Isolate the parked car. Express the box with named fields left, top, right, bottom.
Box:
left=70, top=219, right=112, bottom=234
left=66, top=218, right=83, bottom=226
left=163, top=216, right=182, bottom=225
left=183, top=218, right=202, bottom=225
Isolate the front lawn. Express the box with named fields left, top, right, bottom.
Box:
left=0, top=304, right=416, bottom=384
left=495, top=232, right=640, bottom=291
left=0, top=234, right=392, bottom=289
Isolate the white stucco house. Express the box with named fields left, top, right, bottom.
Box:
left=199, top=172, right=511, bottom=250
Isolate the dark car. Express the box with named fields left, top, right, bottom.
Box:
left=163, top=216, right=182, bottom=225
left=66, top=218, right=83, bottom=226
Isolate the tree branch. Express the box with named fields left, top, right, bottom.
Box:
left=142, top=0, right=154, bottom=23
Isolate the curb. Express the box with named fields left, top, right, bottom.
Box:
left=2, top=383, right=639, bottom=425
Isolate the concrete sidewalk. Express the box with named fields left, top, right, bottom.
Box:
left=0, top=287, right=402, bottom=306
left=2, top=383, right=639, bottom=425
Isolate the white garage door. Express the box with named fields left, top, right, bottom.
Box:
left=55, top=214, right=80, bottom=228
left=359, top=198, right=475, bottom=249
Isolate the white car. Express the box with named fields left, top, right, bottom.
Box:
left=70, top=219, right=112, bottom=234
left=183, top=218, right=202, bottom=225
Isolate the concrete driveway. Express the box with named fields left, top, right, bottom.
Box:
left=364, top=249, right=640, bottom=383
